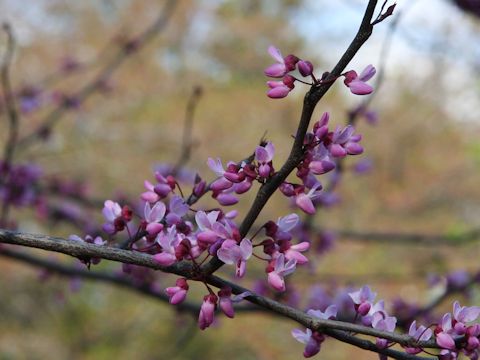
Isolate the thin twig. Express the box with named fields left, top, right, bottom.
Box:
left=16, top=0, right=178, bottom=150
left=172, top=85, right=203, bottom=175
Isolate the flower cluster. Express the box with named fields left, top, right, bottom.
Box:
left=348, top=286, right=399, bottom=349
left=292, top=305, right=338, bottom=357
left=264, top=45, right=375, bottom=99
left=280, top=112, right=363, bottom=214
left=435, top=301, right=480, bottom=359
left=92, top=163, right=310, bottom=329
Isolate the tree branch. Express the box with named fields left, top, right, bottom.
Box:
left=201, top=0, right=380, bottom=275
left=0, top=228, right=442, bottom=359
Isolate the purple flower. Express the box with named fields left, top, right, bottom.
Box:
left=143, top=201, right=166, bottom=235
left=343, top=65, right=376, bottom=95
left=264, top=45, right=289, bottom=78
left=307, top=304, right=338, bottom=320
left=330, top=125, right=363, bottom=157
left=165, top=195, right=189, bottom=225
left=198, top=294, right=217, bottom=330
left=295, top=184, right=322, bottom=215
left=218, top=287, right=235, bottom=318
left=405, top=321, right=433, bottom=354
left=372, top=312, right=397, bottom=349
left=217, top=238, right=252, bottom=278
left=453, top=301, right=480, bottom=324
left=298, top=60, right=313, bottom=77
left=267, top=254, right=297, bottom=292
left=309, top=143, right=335, bottom=175
left=267, top=80, right=293, bottom=99
left=165, top=278, right=189, bottom=305
left=255, top=142, right=275, bottom=178
left=349, top=285, right=377, bottom=316
left=291, top=328, right=324, bottom=358
left=153, top=226, right=181, bottom=266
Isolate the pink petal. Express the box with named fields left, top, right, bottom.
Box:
left=348, top=80, right=373, bottom=95
left=295, top=193, right=315, bottom=215
left=268, top=45, right=284, bottom=63
left=358, top=64, right=376, bottom=82
left=153, top=253, right=177, bottom=266
left=268, top=271, right=285, bottom=292
left=436, top=332, right=456, bottom=350
left=264, top=63, right=287, bottom=78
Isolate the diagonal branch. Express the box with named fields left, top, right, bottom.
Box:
left=201, top=0, right=380, bottom=275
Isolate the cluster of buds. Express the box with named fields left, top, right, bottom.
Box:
left=435, top=301, right=480, bottom=359
left=264, top=45, right=375, bottom=98
left=279, top=112, right=363, bottom=214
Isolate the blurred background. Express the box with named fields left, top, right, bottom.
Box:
left=0, top=0, right=479, bottom=359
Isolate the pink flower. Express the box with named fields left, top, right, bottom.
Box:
left=309, top=143, right=335, bottom=175
left=143, top=201, right=166, bottom=235
left=343, top=65, right=376, bottom=95
left=291, top=328, right=325, bottom=358
left=255, top=142, right=275, bottom=178
left=153, top=227, right=181, bottom=266
left=348, top=285, right=377, bottom=316
left=267, top=254, right=297, bottom=292
left=102, top=200, right=131, bottom=235
left=453, top=301, right=480, bottom=324
left=217, top=238, right=252, bottom=278
left=165, top=195, right=189, bottom=225
left=307, top=304, right=338, bottom=320
left=267, top=80, right=293, bottom=99
left=165, top=278, right=189, bottom=305
left=264, top=46, right=289, bottom=78
left=295, top=184, right=322, bottom=215
left=218, top=287, right=235, bottom=318
left=329, top=125, right=363, bottom=157
left=198, top=294, right=218, bottom=330
left=298, top=60, right=313, bottom=77
left=404, top=321, right=433, bottom=354
left=283, top=241, right=310, bottom=265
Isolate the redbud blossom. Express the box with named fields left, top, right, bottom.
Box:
left=153, top=227, right=181, bottom=266
left=267, top=254, right=297, bottom=292
left=295, top=184, right=322, bottom=215
left=255, top=142, right=275, bottom=178
left=264, top=46, right=289, bottom=78
left=143, top=201, right=166, bottom=235
left=404, top=321, right=433, bottom=354
left=298, top=60, right=314, bottom=77
left=165, top=278, right=189, bottom=305
left=267, top=80, right=292, bottom=99
left=198, top=294, right=218, bottom=330
left=349, top=285, right=377, bottom=316
left=343, top=65, right=376, bottom=95
left=218, top=287, right=235, bottom=318
left=217, top=238, right=253, bottom=278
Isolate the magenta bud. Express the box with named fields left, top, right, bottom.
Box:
left=154, top=183, right=171, bottom=197
left=282, top=74, right=296, bottom=89
left=357, top=302, right=371, bottom=316
left=298, top=60, right=313, bottom=77
left=223, top=171, right=245, bottom=183
left=193, top=179, right=206, bottom=197
left=216, top=193, right=238, bottom=206
left=284, top=54, right=299, bottom=71
left=233, top=180, right=252, bottom=194
left=210, top=177, right=233, bottom=191
left=279, top=182, right=295, bottom=197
